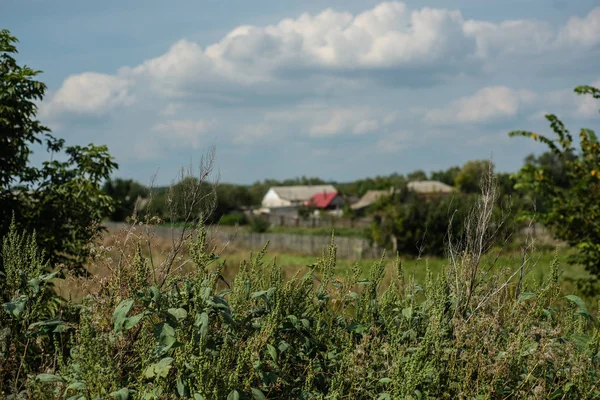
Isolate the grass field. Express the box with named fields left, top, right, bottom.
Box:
left=54, top=225, right=593, bottom=308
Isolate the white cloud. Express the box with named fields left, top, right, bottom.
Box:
left=375, top=131, right=414, bottom=153
left=266, top=106, right=395, bottom=137
left=558, top=8, right=600, bottom=47
left=160, top=103, right=182, bottom=117
left=232, top=123, right=273, bottom=145
left=41, top=72, right=134, bottom=117
left=40, top=3, right=600, bottom=125
left=425, top=86, right=537, bottom=124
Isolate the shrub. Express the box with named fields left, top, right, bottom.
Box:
left=250, top=216, right=271, bottom=233
left=220, top=212, right=249, bottom=226
left=510, top=85, right=600, bottom=280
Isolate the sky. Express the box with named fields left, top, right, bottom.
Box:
left=4, top=0, right=600, bottom=185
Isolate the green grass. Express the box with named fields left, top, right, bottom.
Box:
left=218, top=245, right=591, bottom=298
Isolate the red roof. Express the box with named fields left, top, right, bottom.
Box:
left=306, top=191, right=339, bottom=208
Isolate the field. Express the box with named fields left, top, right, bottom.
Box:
left=55, top=224, right=593, bottom=306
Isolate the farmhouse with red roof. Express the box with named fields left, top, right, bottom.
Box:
left=306, top=190, right=345, bottom=213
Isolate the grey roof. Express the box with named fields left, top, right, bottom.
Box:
left=272, top=185, right=337, bottom=202
left=351, top=190, right=390, bottom=210
left=407, top=180, right=454, bottom=194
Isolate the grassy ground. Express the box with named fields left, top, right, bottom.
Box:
left=54, top=225, right=593, bottom=306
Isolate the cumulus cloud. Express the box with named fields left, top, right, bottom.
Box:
left=41, top=72, right=134, bottom=117
left=40, top=3, right=600, bottom=123
left=425, top=86, right=537, bottom=124
left=558, top=7, right=600, bottom=47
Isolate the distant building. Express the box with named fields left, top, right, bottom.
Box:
left=306, top=191, right=345, bottom=215
left=407, top=180, right=455, bottom=197
left=350, top=190, right=391, bottom=213
left=260, top=185, right=337, bottom=214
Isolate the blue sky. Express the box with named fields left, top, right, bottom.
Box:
left=4, top=0, right=600, bottom=185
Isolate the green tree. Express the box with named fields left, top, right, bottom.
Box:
left=430, top=166, right=460, bottom=186
left=509, top=84, right=600, bottom=277
left=455, top=160, right=493, bottom=193
left=406, top=169, right=427, bottom=182
left=0, top=29, right=117, bottom=271
left=102, top=178, right=149, bottom=221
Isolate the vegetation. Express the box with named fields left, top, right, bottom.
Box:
left=510, top=85, right=600, bottom=282
left=0, top=29, right=117, bottom=272
left=2, top=176, right=600, bottom=399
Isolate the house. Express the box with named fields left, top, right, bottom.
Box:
left=260, top=185, right=337, bottom=214
left=407, top=180, right=454, bottom=197
left=306, top=191, right=345, bottom=215
left=350, top=189, right=391, bottom=213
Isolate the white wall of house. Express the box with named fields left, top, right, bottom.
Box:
left=261, top=188, right=292, bottom=208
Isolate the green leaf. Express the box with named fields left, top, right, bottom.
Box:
left=143, top=357, right=173, bottom=379
left=66, top=382, right=86, bottom=391
left=154, top=322, right=177, bottom=356
left=193, top=394, right=205, bottom=400
left=402, top=306, right=413, bottom=320
left=176, top=377, right=187, bottom=397
left=36, top=373, right=64, bottom=383
left=123, top=313, right=144, bottom=330
left=113, top=299, right=134, bottom=333
left=251, top=388, right=267, bottom=400
left=565, top=295, right=594, bottom=321
left=109, top=388, right=131, bottom=400
left=167, top=307, right=188, bottom=323
left=3, top=295, right=28, bottom=318
left=517, top=292, right=536, bottom=303
left=227, top=390, right=240, bottom=400
left=266, top=344, right=277, bottom=363
left=195, top=312, right=209, bottom=339
left=379, top=378, right=392, bottom=384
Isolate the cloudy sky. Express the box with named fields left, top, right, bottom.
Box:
left=5, top=0, right=600, bottom=185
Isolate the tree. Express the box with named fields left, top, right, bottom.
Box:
left=102, top=179, right=149, bottom=221
left=406, top=169, right=427, bottom=182
left=509, top=84, right=600, bottom=277
left=455, top=160, right=493, bottom=193
left=430, top=166, right=460, bottom=186
left=0, top=30, right=117, bottom=271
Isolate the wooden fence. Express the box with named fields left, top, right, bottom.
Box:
left=103, top=222, right=382, bottom=260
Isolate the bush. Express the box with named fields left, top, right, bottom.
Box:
left=219, top=212, right=249, bottom=226
left=250, top=216, right=271, bottom=233
left=510, top=85, right=600, bottom=279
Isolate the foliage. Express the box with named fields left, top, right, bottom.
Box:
left=368, top=190, right=474, bottom=256
left=0, top=29, right=117, bottom=271
left=250, top=217, right=271, bottom=233
left=509, top=85, right=600, bottom=278
left=455, top=160, right=494, bottom=193
left=102, top=179, right=150, bottom=222
left=220, top=212, right=249, bottom=226
left=430, top=166, right=460, bottom=186
left=0, top=219, right=66, bottom=396
left=297, top=204, right=316, bottom=220
left=2, top=204, right=599, bottom=399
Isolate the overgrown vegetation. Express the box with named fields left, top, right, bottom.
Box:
left=510, top=85, right=600, bottom=288
left=2, top=169, right=600, bottom=399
